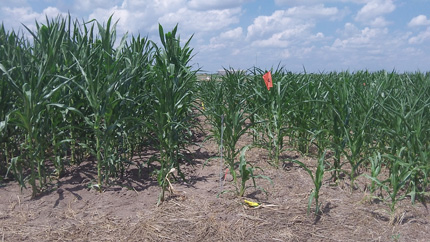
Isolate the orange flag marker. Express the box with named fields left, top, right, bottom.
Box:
left=263, top=71, right=273, bottom=90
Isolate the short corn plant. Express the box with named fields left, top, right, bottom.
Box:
left=200, top=69, right=260, bottom=196
left=291, top=151, right=326, bottom=215
left=250, top=67, right=292, bottom=167
left=373, top=72, right=430, bottom=204
left=319, top=75, right=350, bottom=182
left=287, top=73, right=325, bottom=155
left=367, top=152, right=382, bottom=194
left=365, top=149, right=413, bottom=213
left=238, top=145, right=272, bottom=196
left=325, top=73, right=377, bottom=185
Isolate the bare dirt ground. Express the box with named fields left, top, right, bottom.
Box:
left=1, top=127, right=429, bottom=242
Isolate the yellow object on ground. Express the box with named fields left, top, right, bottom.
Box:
left=244, top=199, right=260, bottom=207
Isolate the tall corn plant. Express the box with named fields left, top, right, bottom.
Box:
left=72, top=16, right=130, bottom=189
left=150, top=24, right=197, bottom=205
left=55, top=15, right=90, bottom=166
left=43, top=15, right=85, bottom=178
left=0, top=25, right=22, bottom=177
left=0, top=17, right=71, bottom=197
left=120, top=35, right=154, bottom=163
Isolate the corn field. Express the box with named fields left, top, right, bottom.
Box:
left=0, top=15, right=197, bottom=204
left=1, top=15, right=430, bottom=213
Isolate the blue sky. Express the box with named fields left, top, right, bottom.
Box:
left=1, top=0, right=429, bottom=73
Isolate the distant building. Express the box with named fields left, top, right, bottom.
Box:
left=217, top=69, right=226, bottom=76
left=217, top=68, right=245, bottom=76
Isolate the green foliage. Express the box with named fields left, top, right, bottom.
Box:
left=199, top=69, right=259, bottom=196
left=151, top=24, right=198, bottom=205
left=368, top=152, right=382, bottom=194
left=365, top=149, right=414, bottom=213
left=238, top=145, right=272, bottom=197
left=0, top=15, right=155, bottom=196
left=0, top=16, right=72, bottom=196
left=290, top=151, right=326, bottom=215
left=250, top=66, right=293, bottom=167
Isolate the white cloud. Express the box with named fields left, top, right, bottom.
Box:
left=246, top=4, right=339, bottom=51
left=188, top=0, right=250, bottom=10
left=1, top=6, right=66, bottom=31
left=252, top=34, right=289, bottom=48
left=247, top=4, right=339, bottom=41
left=206, top=27, right=243, bottom=50
left=409, top=27, right=430, bottom=44
left=87, top=0, right=242, bottom=34
left=275, top=0, right=366, bottom=5
left=284, top=4, right=339, bottom=18
left=89, top=6, right=135, bottom=33
left=369, top=16, right=390, bottom=27
left=332, top=26, right=387, bottom=49
left=158, top=7, right=241, bottom=33
left=355, top=0, right=395, bottom=26
left=74, top=0, right=121, bottom=12
left=219, top=27, right=243, bottom=39
left=86, top=0, right=198, bottom=35
left=327, top=23, right=412, bottom=71
left=408, top=15, right=430, bottom=27
left=251, top=23, right=313, bottom=47
left=247, top=10, right=295, bottom=40
left=339, top=22, right=359, bottom=36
